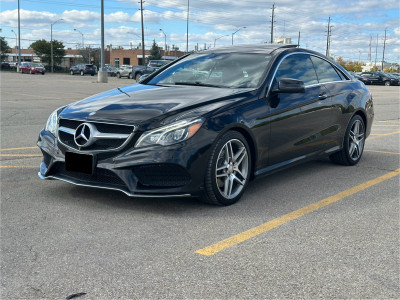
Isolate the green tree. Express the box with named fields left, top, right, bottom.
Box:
left=78, top=47, right=100, bottom=66
left=0, top=36, right=11, bottom=61
left=29, top=39, right=66, bottom=67
left=148, top=40, right=162, bottom=60
left=370, top=66, right=378, bottom=72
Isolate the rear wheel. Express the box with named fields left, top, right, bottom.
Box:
left=29, top=70, right=32, bottom=74
left=117, top=73, right=121, bottom=78
left=135, top=73, right=142, bottom=82
left=129, top=73, right=133, bottom=79
left=70, top=70, right=74, bottom=75
left=384, top=81, right=391, bottom=86
left=80, top=70, right=84, bottom=76
left=202, top=131, right=251, bottom=206
left=330, top=115, right=365, bottom=166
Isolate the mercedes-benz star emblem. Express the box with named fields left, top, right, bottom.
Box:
left=74, top=123, right=96, bottom=147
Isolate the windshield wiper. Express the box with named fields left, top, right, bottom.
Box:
left=174, top=81, right=223, bottom=88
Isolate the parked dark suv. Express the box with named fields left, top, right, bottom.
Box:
left=70, top=64, right=97, bottom=76
left=360, top=72, right=398, bottom=86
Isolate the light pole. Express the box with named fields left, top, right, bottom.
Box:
left=51, top=18, right=63, bottom=72
left=231, top=27, right=246, bottom=45
left=17, top=0, right=21, bottom=72
left=73, top=29, right=84, bottom=49
left=214, top=34, right=228, bottom=47
left=159, top=29, right=167, bottom=57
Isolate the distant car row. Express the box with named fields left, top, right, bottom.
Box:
left=68, top=60, right=171, bottom=80
left=351, top=71, right=399, bottom=86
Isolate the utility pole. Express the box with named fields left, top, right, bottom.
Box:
left=368, top=35, right=372, bottom=62
left=140, top=0, right=145, bottom=65
left=325, top=16, right=331, bottom=56
left=374, top=34, right=378, bottom=70
left=297, top=31, right=300, bottom=47
left=270, top=3, right=275, bottom=43
left=186, top=0, right=189, bottom=53
left=381, top=28, right=387, bottom=71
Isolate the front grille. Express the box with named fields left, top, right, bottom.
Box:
left=134, top=164, right=191, bottom=188
left=58, top=118, right=135, bottom=152
left=49, top=162, right=126, bottom=187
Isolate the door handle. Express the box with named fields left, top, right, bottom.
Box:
left=318, top=93, right=328, bottom=100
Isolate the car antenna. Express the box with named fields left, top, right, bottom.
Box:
left=117, top=87, right=131, bottom=97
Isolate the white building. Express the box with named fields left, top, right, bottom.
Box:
left=274, top=36, right=292, bottom=44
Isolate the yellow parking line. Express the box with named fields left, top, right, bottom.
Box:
left=196, top=168, right=400, bottom=256
left=1, top=91, right=66, bottom=100
left=0, top=154, right=42, bottom=157
left=364, top=150, right=400, bottom=155
left=0, top=146, right=37, bottom=151
left=376, top=120, right=400, bottom=124
left=0, top=166, right=37, bottom=168
left=368, top=131, right=400, bottom=140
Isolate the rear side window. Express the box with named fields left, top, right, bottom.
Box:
left=310, top=56, right=342, bottom=83
left=275, top=54, right=318, bottom=86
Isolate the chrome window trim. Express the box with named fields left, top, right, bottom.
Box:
left=266, top=52, right=351, bottom=96
left=57, top=118, right=137, bottom=154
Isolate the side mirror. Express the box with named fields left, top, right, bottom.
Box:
left=273, top=78, right=305, bottom=93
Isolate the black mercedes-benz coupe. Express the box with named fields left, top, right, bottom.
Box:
left=38, top=44, right=374, bottom=205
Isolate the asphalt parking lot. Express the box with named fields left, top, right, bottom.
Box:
left=1, top=71, right=399, bottom=299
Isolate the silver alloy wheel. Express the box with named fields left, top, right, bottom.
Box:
left=348, top=119, right=365, bottom=161
left=215, top=139, right=249, bottom=199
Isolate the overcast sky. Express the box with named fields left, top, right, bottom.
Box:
left=1, top=0, right=399, bottom=63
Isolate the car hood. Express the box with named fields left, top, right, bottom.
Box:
left=59, top=84, right=254, bottom=126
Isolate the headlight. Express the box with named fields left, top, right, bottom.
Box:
left=135, top=118, right=204, bottom=148
left=45, top=106, right=65, bottom=137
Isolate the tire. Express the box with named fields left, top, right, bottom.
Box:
left=202, top=131, right=251, bottom=206
left=117, top=73, right=121, bottom=78
left=70, top=70, right=74, bottom=75
left=29, top=70, right=32, bottom=74
left=91, top=73, right=94, bottom=76
left=329, top=115, right=365, bottom=166
left=135, top=73, right=142, bottom=82
left=384, top=81, right=391, bottom=86
left=80, top=70, right=84, bottom=76
left=129, top=73, right=133, bottom=79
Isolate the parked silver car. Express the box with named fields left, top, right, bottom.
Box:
left=116, top=65, right=133, bottom=78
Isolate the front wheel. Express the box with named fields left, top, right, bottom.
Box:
left=330, top=115, right=365, bottom=166
left=202, top=131, right=251, bottom=206
left=384, top=81, right=391, bottom=86
left=135, top=73, right=142, bottom=82
left=80, top=70, right=84, bottom=76
left=117, top=73, right=121, bottom=78
left=70, top=70, right=74, bottom=75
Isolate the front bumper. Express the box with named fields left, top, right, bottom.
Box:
left=37, top=128, right=214, bottom=198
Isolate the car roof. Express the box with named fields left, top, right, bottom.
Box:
left=201, top=43, right=297, bottom=55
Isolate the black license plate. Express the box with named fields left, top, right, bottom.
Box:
left=65, top=152, right=94, bottom=174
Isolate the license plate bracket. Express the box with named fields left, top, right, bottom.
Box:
left=65, top=152, right=94, bottom=174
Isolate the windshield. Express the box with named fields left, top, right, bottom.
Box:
left=148, top=53, right=272, bottom=88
